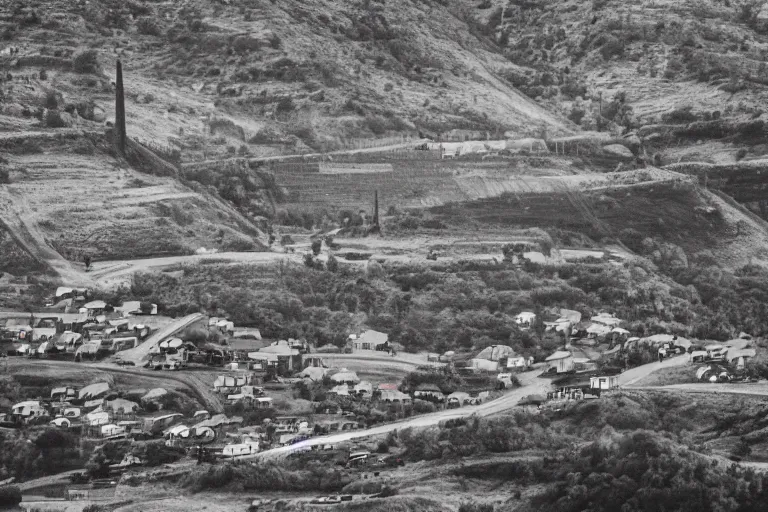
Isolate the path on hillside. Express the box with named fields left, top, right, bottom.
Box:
left=618, top=354, right=689, bottom=386
left=0, top=187, right=94, bottom=287
left=182, top=139, right=431, bottom=169
left=88, top=251, right=302, bottom=288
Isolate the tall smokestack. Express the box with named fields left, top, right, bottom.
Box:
left=115, top=60, right=126, bottom=154
left=373, top=190, right=380, bottom=229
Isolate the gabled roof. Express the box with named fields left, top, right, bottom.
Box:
left=78, top=382, right=110, bottom=400
left=356, top=330, right=388, bottom=346
left=476, top=344, right=516, bottom=361
left=545, top=351, right=572, bottom=361
left=415, top=383, right=442, bottom=393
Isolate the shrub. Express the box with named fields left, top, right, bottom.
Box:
left=0, top=486, right=21, bottom=507
left=44, top=110, right=68, bottom=128
left=0, top=168, right=9, bottom=184
left=73, top=49, right=100, bottom=73
left=137, top=17, right=162, bottom=36
left=600, top=36, right=623, bottom=60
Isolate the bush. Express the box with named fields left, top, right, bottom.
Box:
left=73, top=49, right=100, bottom=74
left=0, top=486, right=21, bottom=507
left=137, top=17, right=162, bottom=36
left=45, top=110, right=67, bottom=128
left=0, top=168, right=9, bottom=184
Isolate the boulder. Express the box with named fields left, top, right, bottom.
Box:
left=92, top=105, right=105, bottom=123
left=603, top=144, right=634, bottom=159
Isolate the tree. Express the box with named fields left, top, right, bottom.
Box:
left=311, top=239, right=322, bottom=256
left=327, top=254, right=339, bottom=273
left=73, top=50, right=100, bottom=74
left=0, top=486, right=21, bottom=507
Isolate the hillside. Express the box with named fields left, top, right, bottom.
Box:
left=0, top=131, right=266, bottom=283
left=0, top=0, right=573, bottom=163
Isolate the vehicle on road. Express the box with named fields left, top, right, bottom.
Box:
left=311, top=496, right=342, bottom=505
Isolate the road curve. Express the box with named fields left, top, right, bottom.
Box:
left=239, top=371, right=552, bottom=461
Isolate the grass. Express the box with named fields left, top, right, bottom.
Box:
left=629, top=365, right=698, bottom=387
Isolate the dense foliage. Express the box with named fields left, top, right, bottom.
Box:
left=107, top=247, right=768, bottom=359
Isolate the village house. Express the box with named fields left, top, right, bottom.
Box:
left=514, top=312, right=536, bottom=329
left=413, top=383, right=445, bottom=402
left=545, top=351, right=574, bottom=373
left=590, top=375, right=619, bottom=391
left=351, top=330, right=389, bottom=351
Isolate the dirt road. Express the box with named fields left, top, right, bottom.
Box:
left=241, top=371, right=552, bottom=461
left=0, top=186, right=94, bottom=288
left=631, top=382, right=768, bottom=396
left=89, top=252, right=300, bottom=288
left=618, top=354, right=689, bottom=387
left=114, top=313, right=205, bottom=363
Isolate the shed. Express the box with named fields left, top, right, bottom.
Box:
left=101, top=424, right=126, bottom=437
left=590, top=375, right=619, bottom=390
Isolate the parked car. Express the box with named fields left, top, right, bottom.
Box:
left=311, top=496, right=342, bottom=505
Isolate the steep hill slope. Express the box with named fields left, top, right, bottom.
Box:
left=478, top=0, right=768, bottom=126
left=0, top=0, right=571, bottom=164
left=1, top=132, right=266, bottom=278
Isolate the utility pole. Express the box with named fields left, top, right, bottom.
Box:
left=115, top=60, right=127, bottom=154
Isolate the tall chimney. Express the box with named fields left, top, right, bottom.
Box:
left=373, top=190, right=380, bottom=229
left=115, top=60, right=126, bottom=154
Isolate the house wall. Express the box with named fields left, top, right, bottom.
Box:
left=557, top=357, right=574, bottom=373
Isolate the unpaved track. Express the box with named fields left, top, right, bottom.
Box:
left=0, top=186, right=94, bottom=287
left=618, top=354, right=689, bottom=386
left=89, top=252, right=301, bottom=288
left=114, top=313, right=206, bottom=364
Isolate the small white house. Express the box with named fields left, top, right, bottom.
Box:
left=222, top=442, right=258, bottom=457
left=101, top=424, right=126, bottom=437
left=590, top=375, right=619, bottom=390
left=514, top=312, right=536, bottom=329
